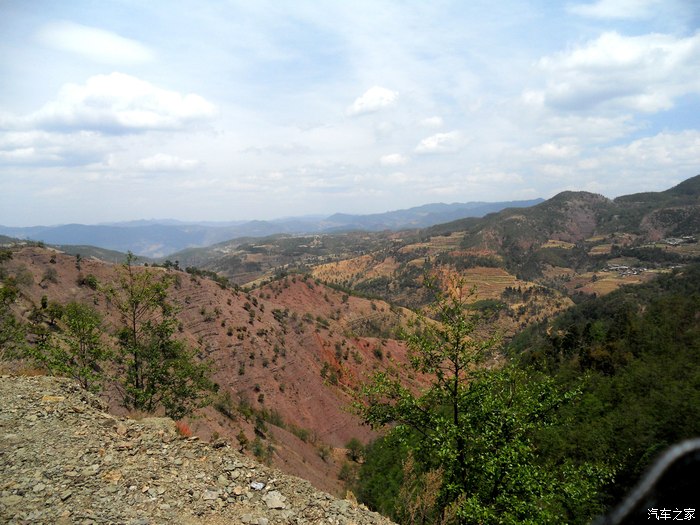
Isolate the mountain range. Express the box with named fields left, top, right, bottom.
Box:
left=2, top=174, right=700, bottom=514
left=0, top=199, right=542, bottom=258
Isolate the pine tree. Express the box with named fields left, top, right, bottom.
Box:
left=109, top=252, right=216, bottom=419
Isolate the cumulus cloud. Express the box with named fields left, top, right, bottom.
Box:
left=379, top=153, right=408, bottom=166
left=568, top=0, right=666, bottom=20
left=0, top=130, right=104, bottom=166
left=553, top=130, right=700, bottom=196
left=601, top=130, right=700, bottom=170
left=37, top=21, right=155, bottom=64
left=10, top=73, right=216, bottom=134
left=138, top=153, right=200, bottom=172
left=532, top=31, right=700, bottom=113
left=415, top=131, right=464, bottom=154
left=346, top=86, right=398, bottom=116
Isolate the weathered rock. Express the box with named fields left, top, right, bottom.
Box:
left=262, top=490, right=286, bottom=509
left=0, top=375, right=395, bottom=525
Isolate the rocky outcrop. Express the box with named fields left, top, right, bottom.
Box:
left=0, top=375, right=394, bottom=525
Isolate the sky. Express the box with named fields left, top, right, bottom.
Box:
left=1, top=0, right=699, bottom=226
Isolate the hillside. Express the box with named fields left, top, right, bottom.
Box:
left=173, top=176, right=700, bottom=318
left=507, top=264, right=700, bottom=506
left=352, top=264, right=700, bottom=523
left=0, top=374, right=394, bottom=525
left=1, top=246, right=425, bottom=495
left=3, top=174, right=700, bottom=519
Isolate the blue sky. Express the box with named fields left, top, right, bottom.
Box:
left=1, top=0, right=699, bottom=225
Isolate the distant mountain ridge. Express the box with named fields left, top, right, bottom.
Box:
left=0, top=199, right=543, bottom=257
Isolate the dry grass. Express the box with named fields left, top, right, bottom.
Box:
left=311, top=255, right=374, bottom=283
left=312, top=254, right=400, bottom=284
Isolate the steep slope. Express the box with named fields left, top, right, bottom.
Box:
left=460, top=191, right=612, bottom=253
left=2, top=246, right=424, bottom=495
left=0, top=375, right=394, bottom=525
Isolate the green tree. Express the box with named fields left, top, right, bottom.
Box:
left=0, top=251, right=28, bottom=361
left=0, top=276, right=26, bottom=361
left=109, top=252, right=216, bottom=419
left=356, top=282, right=611, bottom=524
left=345, top=437, right=365, bottom=462
left=32, top=302, right=109, bottom=392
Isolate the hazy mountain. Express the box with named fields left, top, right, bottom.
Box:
left=0, top=198, right=543, bottom=257
left=321, top=199, right=543, bottom=231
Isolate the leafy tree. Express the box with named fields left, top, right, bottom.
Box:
left=356, top=433, right=410, bottom=519
left=0, top=251, right=28, bottom=360
left=356, top=281, right=611, bottom=524
left=31, top=302, right=109, bottom=392
left=0, top=276, right=26, bottom=361
left=513, top=265, right=700, bottom=507
left=109, top=252, right=216, bottom=419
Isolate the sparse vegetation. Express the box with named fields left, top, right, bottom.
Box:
left=108, top=253, right=217, bottom=419
left=30, top=302, right=109, bottom=393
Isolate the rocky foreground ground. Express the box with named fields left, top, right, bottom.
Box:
left=0, top=375, right=394, bottom=525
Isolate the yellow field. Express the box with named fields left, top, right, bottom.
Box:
left=585, top=235, right=607, bottom=242
left=566, top=270, right=662, bottom=296
left=403, top=232, right=465, bottom=251
left=311, top=254, right=401, bottom=284
left=433, top=266, right=527, bottom=301
left=541, top=240, right=575, bottom=249
left=588, top=244, right=612, bottom=255
left=311, top=255, right=373, bottom=284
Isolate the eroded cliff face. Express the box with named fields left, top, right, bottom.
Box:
left=0, top=375, right=394, bottom=525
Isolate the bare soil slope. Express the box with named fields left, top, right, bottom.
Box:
left=4, top=247, right=424, bottom=495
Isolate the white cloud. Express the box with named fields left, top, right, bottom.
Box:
left=602, top=130, right=700, bottom=170
left=415, top=131, right=464, bottom=154
left=420, top=116, right=444, bottom=128
left=568, top=0, right=666, bottom=20
left=533, top=31, right=700, bottom=113
left=532, top=142, right=580, bottom=159
left=346, top=86, right=398, bottom=116
left=546, top=130, right=700, bottom=196
left=0, top=130, right=105, bottom=166
left=138, top=153, right=200, bottom=172
left=37, top=21, right=155, bottom=65
left=379, top=153, right=408, bottom=166
left=14, top=73, right=216, bottom=133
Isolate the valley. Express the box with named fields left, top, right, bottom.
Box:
left=2, top=175, right=700, bottom=522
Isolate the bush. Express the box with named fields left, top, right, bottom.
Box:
left=346, top=437, right=365, bottom=462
